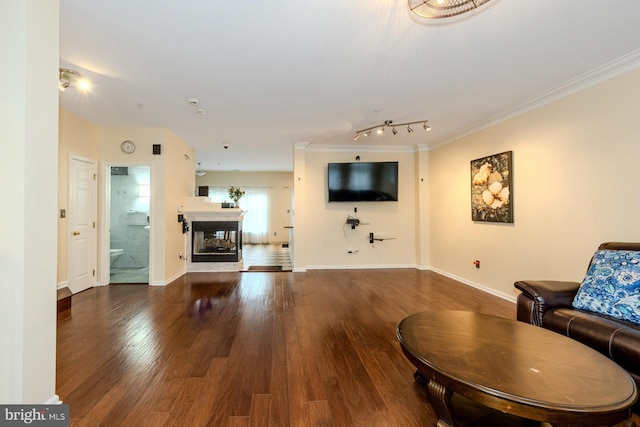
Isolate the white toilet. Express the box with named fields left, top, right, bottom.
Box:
left=110, top=249, right=124, bottom=266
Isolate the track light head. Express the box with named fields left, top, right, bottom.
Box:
left=423, top=122, right=431, bottom=131
left=376, top=127, right=384, bottom=135
left=392, top=127, right=398, bottom=135
left=354, top=133, right=361, bottom=141
left=364, top=130, right=371, bottom=137
left=407, top=125, right=413, bottom=133
left=59, top=68, right=90, bottom=92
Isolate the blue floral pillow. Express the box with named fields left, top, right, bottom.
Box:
left=572, top=249, right=640, bottom=324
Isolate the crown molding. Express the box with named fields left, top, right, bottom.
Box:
left=430, top=49, right=640, bottom=150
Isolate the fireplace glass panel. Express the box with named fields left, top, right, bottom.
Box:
left=191, top=220, right=242, bottom=262
left=193, top=230, right=237, bottom=255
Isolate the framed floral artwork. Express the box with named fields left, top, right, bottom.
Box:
left=471, top=151, right=513, bottom=223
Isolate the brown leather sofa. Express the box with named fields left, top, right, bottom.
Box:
left=514, top=242, right=640, bottom=391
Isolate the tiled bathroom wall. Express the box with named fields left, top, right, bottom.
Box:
left=110, top=166, right=150, bottom=268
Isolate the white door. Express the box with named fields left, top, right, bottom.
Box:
left=68, top=157, right=97, bottom=294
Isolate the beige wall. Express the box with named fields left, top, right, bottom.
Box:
left=196, top=171, right=294, bottom=243
left=415, top=147, right=430, bottom=268
left=297, top=148, right=418, bottom=269
left=428, top=66, right=640, bottom=300
left=97, top=126, right=195, bottom=285
left=164, top=130, right=196, bottom=281
left=58, top=109, right=99, bottom=285
left=58, top=118, right=195, bottom=287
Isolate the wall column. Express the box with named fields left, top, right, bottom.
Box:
left=0, top=0, right=60, bottom=403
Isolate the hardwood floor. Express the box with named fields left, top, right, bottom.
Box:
left=56, top=270, right=637, bottom=426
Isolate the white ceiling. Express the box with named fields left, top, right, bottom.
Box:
left=59, top=0, right=640, bottom=172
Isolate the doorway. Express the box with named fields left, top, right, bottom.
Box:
left=108, top=165, right=150, bottom=284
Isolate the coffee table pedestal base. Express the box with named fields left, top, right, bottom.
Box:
left=414, top=370, right=635, bottom=427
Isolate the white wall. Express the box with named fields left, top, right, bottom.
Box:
left=428, top=66, right=640, bottom=300
left=0, top=0, right=59, bottom=403
left=298, top=147, right=418, bottom=269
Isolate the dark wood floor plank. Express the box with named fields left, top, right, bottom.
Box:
left=57, top=269, right=637, bottom=426
left=248, top=393, right=271, bottom=427
left=269, top=366, right=290, bottom=427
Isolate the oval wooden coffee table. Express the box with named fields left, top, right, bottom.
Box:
left=397, top=310, right=637, bottom=427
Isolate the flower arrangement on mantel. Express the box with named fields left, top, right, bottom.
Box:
left=227, top=185, right=245, bottom=208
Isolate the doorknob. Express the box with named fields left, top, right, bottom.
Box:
left=73, top=231, right=80, bottom=236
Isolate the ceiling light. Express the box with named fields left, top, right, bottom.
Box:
left=59, top=68, right=90, bottom=92
left=195, top=162, right=206, bottom=177
left=196, top=108, right=207, bottom=115
left=352, top=118, right=430, bottom=141
left=408, top=0, right=492, bottom=19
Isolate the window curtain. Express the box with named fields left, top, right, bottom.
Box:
left=207, top=186, right=270, bottom=244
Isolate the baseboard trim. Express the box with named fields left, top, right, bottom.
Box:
left=149, top=268, right=186, bottom=286
left=428, top=266, right=517, bottom=303
left=44, top=394, right=62, bottom=404
left=56, top=281, right=68, bottom=290
left=305, top=264, right=417, bottom=270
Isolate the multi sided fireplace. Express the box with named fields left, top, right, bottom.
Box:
left=191, top=220, right=243, bottom=262
left=183, top=196, right=246, bottom=272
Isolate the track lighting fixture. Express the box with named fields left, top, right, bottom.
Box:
left=353, top=119, right=430, bottom=141
left=59, top=68, right=90, bottom=92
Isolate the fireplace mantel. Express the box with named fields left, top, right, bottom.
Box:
left=182, top=196, right=247, bottom=220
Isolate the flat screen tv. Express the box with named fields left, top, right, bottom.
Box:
left=328, top=161, right=398, bottom=202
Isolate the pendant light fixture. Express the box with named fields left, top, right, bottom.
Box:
left=408, top=0, right=491, bottom=19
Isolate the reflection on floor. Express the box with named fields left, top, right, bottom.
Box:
left=241, top=244, right=292, bottom=271
left=110, top=267, right=149, bottom=284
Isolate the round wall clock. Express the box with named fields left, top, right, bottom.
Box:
left=120, top=140, right=136, bottom=154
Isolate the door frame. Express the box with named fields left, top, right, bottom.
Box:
left=67, top=154, right=98, bottom=293
left=99, top=161, right=154, bottom=286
